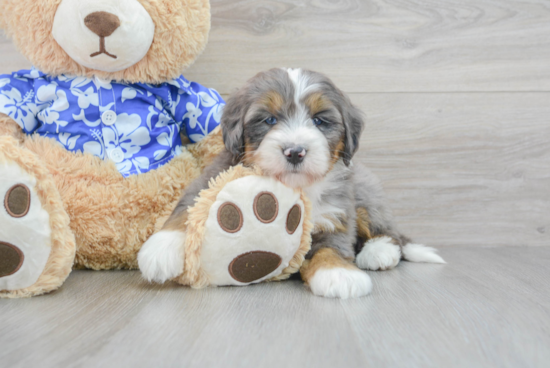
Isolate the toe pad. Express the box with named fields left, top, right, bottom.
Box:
left=229, top=251, right=282, bottom=283
left=0, top=242, right=24, bottom=278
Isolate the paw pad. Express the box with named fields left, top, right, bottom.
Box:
left=4, top=184, right=31, bottom=218
left=218, top=202, right=243, bottom=233
left=0, top=242, right=24, bottom=278
left=229, top=251, right=282, bottom=283
left=286, top=205, right=301, bottom=234
left=254, top=192, right=278, bottom=223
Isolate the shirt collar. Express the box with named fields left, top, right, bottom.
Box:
left=27, top=67, right=193, bottom=95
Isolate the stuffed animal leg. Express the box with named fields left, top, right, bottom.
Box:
left=140, top=165, right=313, bottom=288
left=0, top=136, right=76, bottom=298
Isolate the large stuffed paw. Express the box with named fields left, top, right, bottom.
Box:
left=179, top=166, right=311, bottom=288
left=0, top=137, right=75, bottom=298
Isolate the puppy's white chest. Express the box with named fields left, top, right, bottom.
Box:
left=305, top=177, right=346, bottom=232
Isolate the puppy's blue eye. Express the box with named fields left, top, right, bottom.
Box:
left=265, top=117, right=278, bottom=125
left=313, top=117, right=324, bottom=126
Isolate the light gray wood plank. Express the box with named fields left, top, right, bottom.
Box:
left=0, top=30, right=32, bottom=74
left=350, top=92, right=550, bottom=247
left=184, top=0, right=550, bottom=94
left=342, top=246, right=550, bottom=368
left=0, top=247, right=549, bottom=368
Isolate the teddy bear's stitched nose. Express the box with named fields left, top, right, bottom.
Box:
left=84, top=11, right=121, bottom=38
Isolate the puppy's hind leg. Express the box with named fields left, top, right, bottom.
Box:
left=301, top=248, right=373, bottom=299
left=352, top=164, right=445, bottom=271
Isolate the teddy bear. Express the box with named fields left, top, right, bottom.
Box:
left=0, top=0, right=310, bottom=298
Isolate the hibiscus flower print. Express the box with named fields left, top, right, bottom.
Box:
left=58, top=132, right=81, bottom=150
left=183, top=102, right=203, bottom=130
left=36, top=84, right=70, bottom=133
left=71, top=86, right=99, bottom=109
left=0, top=87, right=39, bottom=132
left=102, top=113, right=152, bottom=173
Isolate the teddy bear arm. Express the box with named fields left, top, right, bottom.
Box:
left=0, top=114, right=25, bottom=144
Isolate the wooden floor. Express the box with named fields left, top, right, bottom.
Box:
left=0, top=247, right=548, bottom=368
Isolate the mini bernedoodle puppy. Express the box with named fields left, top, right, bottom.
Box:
left=139, top=68, right=445, bottom=299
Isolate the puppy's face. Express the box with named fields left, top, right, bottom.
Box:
left=222, top=68, right=364, bottom=188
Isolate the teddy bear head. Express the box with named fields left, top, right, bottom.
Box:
left=0, top=0, right=211, bottom=84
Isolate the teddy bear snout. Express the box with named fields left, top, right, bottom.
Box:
left=84, top=11, right=121, bottom=38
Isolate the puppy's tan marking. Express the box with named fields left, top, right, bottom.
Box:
left=315, top=214, right=348, bottom=234
left=260, top=91, right=285, bottom=115
left=242, top=137, right=257, bottom=167
left=305, top=92, right=332, bottom=116
left=300, top=248, right=359, bottom=285
left=331, top=139, right=346, bottom=166
left=162, top=211, right=189, bottom=232
left=356, top=207, right=373, bottom=240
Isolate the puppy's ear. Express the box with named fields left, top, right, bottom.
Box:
left=342, top=102, right=365, bottom=166
left=221, top=91, right=248, bottom=158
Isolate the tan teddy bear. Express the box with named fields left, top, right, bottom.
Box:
left=0, top=0, right=311, bottom=298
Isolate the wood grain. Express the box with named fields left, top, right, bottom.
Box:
left=350, top=92, right=550, bottom=247
left=0, top=247, right=549, bottom=368
left=184, top=0, right=550, bottom=94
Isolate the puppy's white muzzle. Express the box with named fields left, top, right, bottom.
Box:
left=256, top=124, right=331, bottom=188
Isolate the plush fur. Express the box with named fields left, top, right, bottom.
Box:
left=0, top=126, right=223, bottom=298
left=0, top=136, right=76, bottom=298
left=0, top=0, right=210, bottom=84
left=154, top=68, right=445, bottom=299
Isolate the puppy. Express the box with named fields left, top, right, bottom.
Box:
left=138, top=68, right=445, bottom=299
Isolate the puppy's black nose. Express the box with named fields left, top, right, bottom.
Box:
left=85, top=11, right=121, bottom=38
left=284, top=147, right=307, bottom=165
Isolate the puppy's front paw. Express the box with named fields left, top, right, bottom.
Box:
left=308, top=267, right=372, bottom=299
left=138, top=230, right=186, bottom=283
left=356, top=236, right=401, bottom=271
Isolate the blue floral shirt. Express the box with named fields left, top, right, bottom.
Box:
left=0, top=69, right=224, bottom=177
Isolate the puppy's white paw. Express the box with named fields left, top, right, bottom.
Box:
left=138, top=230, right=186, bottom=283
left=356, top=236, right=401, bottom=271
left=308, top=267, right=373, bottom=299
